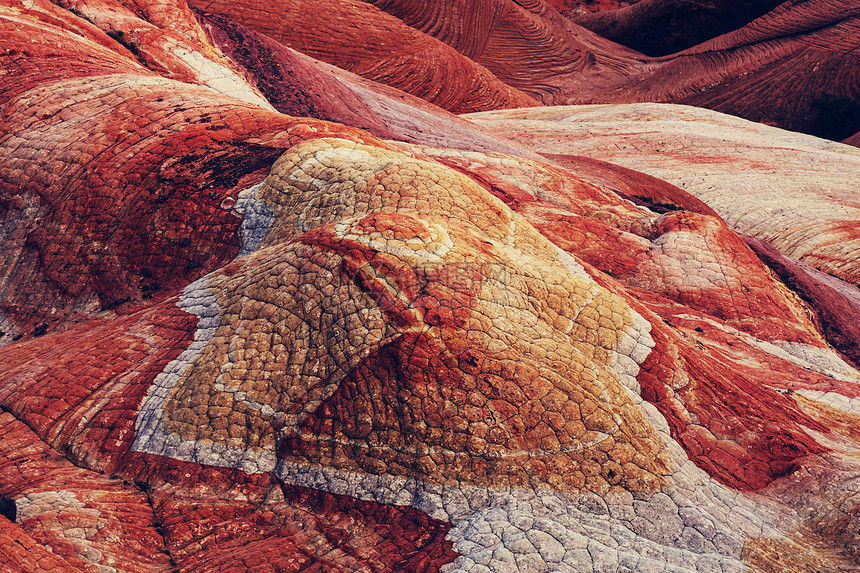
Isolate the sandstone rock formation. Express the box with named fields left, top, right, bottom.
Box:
left=569, top=0, right=784, bottom=56
left=467, top=104, right=860, bottom=287
left=186, top=0, right=539, bottom=113
left=637, top=0, right=860, bottom=141
left=2, top=0, right=860, bottom=571
left=360, top=0, right=647, bottom=104
left=192, top=0, right=860, bottom=142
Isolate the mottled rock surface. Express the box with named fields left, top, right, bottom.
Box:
left=468, top=104, right=860, bottom=286
left=2, top=0, right=860, bottom=572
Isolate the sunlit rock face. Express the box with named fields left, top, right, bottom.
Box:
left=134, top=139, right=668, bottom=496
left=2, top=0, right=860, bottom=572
left=467, top=104, right=860, bottom=288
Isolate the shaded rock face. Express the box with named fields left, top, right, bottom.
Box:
left=186, top=0, right=540, bottom=114
left=743, top=235, right=860, bottom=371
left=569, top=0, right=785, bottom=56
left=193, top=0, right=860, bottom=143
left=550, top=0, right=640, bottom=12
left=2, top=0, right=860, bottom=572
left=658, top=0, right=860, bottom=142
left=0, top=495, right=15, bottom=523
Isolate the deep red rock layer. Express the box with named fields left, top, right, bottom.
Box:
left=745, top=235, right=860, bottom=370
left=188, top=0, right=540, bottom=113
left=570, top=0, right=784, bottom=56
left=548, top=0, right=639, bottom=12
left=0, top=3, right=397, bottom=342
left=0, top=412, right=172, bottom=571
left=193, top=10, right=543, bottom=158
left=659, top=0, right=860, bottom=141
left=322, top=0, right=858, bottom=142
left=364, top=0, right=646, bottom=103
left=540, top=154, right=720, bottom=218
left=128, top=455, right=457, bottom=572
left=2, top=0, right=860, bottom=571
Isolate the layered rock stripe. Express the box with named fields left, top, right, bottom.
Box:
left=193, top=0, right=860, bottom=142
left=2, top=0, right=860, bottom=571
left=188, top=0, right=540, bottom=114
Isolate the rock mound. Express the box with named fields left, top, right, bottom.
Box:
left=2, top=0, right=860, bottom=571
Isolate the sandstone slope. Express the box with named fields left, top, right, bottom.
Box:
left=569, top=0, right=784, bottom=56
left=188, top=0, right=539, bottom=113
left=208, top=0, right=859, bottom=143
left=363, top=0, right=648, bottom=103
left=2, top=0, right=860, bottom=572
left=468, top=103, right=860, bottom=365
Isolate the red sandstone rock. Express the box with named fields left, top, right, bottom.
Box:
left=570, top=0, right=784, bottom=56
left=0, top=3, right=395, bottom=342
left=413, top=144, right=840, bottom=491
left=0, top=412, right=172, bottom=571
left=744, top=235, right=860, bottom=370
left=468, top=104, right=860, bottom=286
left=361, top=0, right=859, bottom=141
left=549, top=0, right=639, bottom=12
left=187, top=0, right=539, bottom=114
left=2, top=0, right=860, bottom=571
left=194, top=10, right=545, bottom=158
left=574, top=0, right=860, bottom=140
left=539, top=154, right=720, bottom=218
left=363, top=0, right=647, bottom=104
left=646, top=0, right=860, bottom=141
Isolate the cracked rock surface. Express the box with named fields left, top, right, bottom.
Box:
left=2, top=0, right=860, bottom=571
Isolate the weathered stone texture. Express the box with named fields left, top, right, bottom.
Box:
left=2, top=0, right=860, bottom=571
